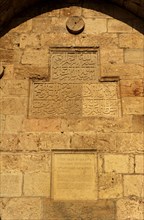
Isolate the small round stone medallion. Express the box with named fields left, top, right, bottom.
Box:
left=66, top=16, right=85, bottom=34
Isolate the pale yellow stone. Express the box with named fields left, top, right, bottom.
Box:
left=116, top=133, right=144, bottom=153
left=21, top=48, right=48, bottom=66
left=122, top=97, right=144, bottom=115
left=117, top=198, right=144, bottom=220
left=124, top=49, right=144, bottom=64
left=124, top=175, right=144, bottom=197
left=5, top=115, right=24, bottom=133
left=132, top=115, right=144, bottom=132
left=21, top=153, right=51, bottom=172
left=20, top=33, right=41, bottom=49
left=108, top=19, right=132, bottom=32
left=0, top=114, right=6, bottom=134
left=99, top=173, right=123, bottom=199
left=24, top=172, right=50, bottom=197
left=1, top=98, right=27, bottom=115
left=0, top=173, right=22, bottom=197
left=52, top=153, right=98, bottom=200
left=1, top=153, right=22, bottom=172
left=1, top=198, right=42, bottom=220
left=71, top=132, right=96, bottom=149
left=100, top=48, right=124, bottom=64
left=32, top=17, right=52, bottom=33
left=104, top=154, right=130, bottom=173
left=60, top=6, right=82, bottom=17
left=119, top=33, right=143, bottom=48
left=84, top=18, right=107, bottom=34
left=135, top=155, right=144, bottom=173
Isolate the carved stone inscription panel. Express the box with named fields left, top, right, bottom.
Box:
left=52, top=152, right=97, bottom=200
left=50, top=47, right=99, bottom=83
left=29, top=82, right=82, bottom=118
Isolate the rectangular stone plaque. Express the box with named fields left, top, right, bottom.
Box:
left=51, top=152, right=97, bottom=200
left=50, top=47, right=99, bottom=83
left=29, top=82, right=82, bottom=118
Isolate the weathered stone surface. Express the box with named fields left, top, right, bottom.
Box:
left=108, top=19, right=132, bottom=32
left=98, top=173, right=123, bottom=199
left=116, top=133, right=144, bottom=153
left=0, top=114, right=6, bottom=134
left=122, top=97, right=144, bottom=115
left=132, top=115, right=144, bottom=132
left=1, top=153, right=22, bottom=172
left=1, top=198, right=42, bottom=220
left=124, top=49, right=144, bottom=63
left=1, top=97, right=27, bottom=115
left=124, top=175, right=144, bottom=197
left=104, top=154, right=133, bottom=173
left=21, top=48, right=48, bottom=66
left=120, top=80, right=144, bottom=97
left=96, top=133, right=117, bottom=152
left=101, top=48, right=124, bottom=64
left=117, top=197, right=144, bottom=220
left=71, top=132, right=96, bottom=149
left=52, top=152, right=97, bottom=200
left=39, top=132, right=71, bottom=150
left=135, top=155, right=144, bottom=173
left=24, top=172, right=50, bottom=196
left=11, top=20, right=32, bottom=33
left=22, top=118, right=61, bottom=132
left=5, top=115, right=24, bottom=133
left=0, top=173, right=22, bottom=197
left=84, top=18, right=107, bottom=34
left=20, top=33, right=41, bottom=49
left=119, top=33, right=143, bottom=48
left=43, top=199, right=116, bottom=220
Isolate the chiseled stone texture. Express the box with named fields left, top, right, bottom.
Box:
left=43, top=199, right=116, bottom=220
left=0, top=173, right=22, bottom=197
left=24, top=172, right=50, bottom=197
left=117, top=197, right=144, bottom=220
left=135, top=155, right=144, bottom=173
left=1, top=198, right=42, bottom=220
left=124, top=175, right=144, bottom=197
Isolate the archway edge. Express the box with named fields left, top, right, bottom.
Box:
left=0, top=0, right=144, bottom=30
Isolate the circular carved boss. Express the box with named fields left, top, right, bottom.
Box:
left=66, top=16, right=85, bottom=34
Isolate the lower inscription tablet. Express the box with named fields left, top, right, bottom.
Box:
left=51, top=152, right=97, bottom=200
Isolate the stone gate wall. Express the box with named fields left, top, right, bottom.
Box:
left=0, top=1, right=144, bottom=220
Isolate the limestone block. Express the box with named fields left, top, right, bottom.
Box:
left=51, top=17, right=68, bottom=33
left=18, top=133, right=39, bottom=152
left=116, top=133, right=144, bottom=153
left=0, top=173, right=22, bottom=197
left=101, top=63, right=144, bottom=79
left=1, top=97, right=27, bottom=115
left=2, top=64, right=14, bottom=79
left=84, top=18, right=107, bottom=34
left=39, top=132, right=71, bottom=150
left=0, top=49, right=14, bottom=63
left=0, top=32, right=20, bottom=49
left=135, top=155, right=144, bottom=173
left=14, top=64, right=49, bottom=79
left=5, top=115, right=24, bottom=133
left=24, top=172, right=50, bottom=196
left=22, top=118, right=61, bottom=132
left=132, top=115, right=144, bottom=132
left=60, top=6, right=82, bottom=17
left=101, top=48, right=123, bottom=64
left=20, top=33, right=41, bottom=49
left=119, top=33, right=143, bottom=48
left=1, top=198, right=42, bottom=220
left=1, top=80, right=29, bottom=97
left=124, top=175, right=144, bottom=197
left=117, top=197, right=144, bottom=220
left=1, top=153, right=22, bottom=172
left=41, top=33, right=75, bottom=47
left=60, top=116, right=132, bottom=133
left=96, top=133, right=117, bottom=152
left=108, top=19, right=132, bottom=32
left=43, top=199, right=115, bottom=220
left=124, top=49, right=144, bottom=64
left=21, top=153, right=51, bottom=172
left=0, top=134, right=21, bottom=152
left=122, top=97, right=144, bottom=115
left=104, top=154, right=132, bottom=173
left=32, top=17, right=52, bottom=33
left=71, top=132, right=96, bottom=149
left=120, top=80, right=144, bottom=97
left=99, top=173, right=123, bottom=199
left=21, top=48, right=48, bottom=67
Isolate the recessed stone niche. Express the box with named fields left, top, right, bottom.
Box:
left=51, top=151, right=98, bottom=200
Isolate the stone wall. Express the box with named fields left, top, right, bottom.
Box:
left=0, top=1, right=144, bottom=220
